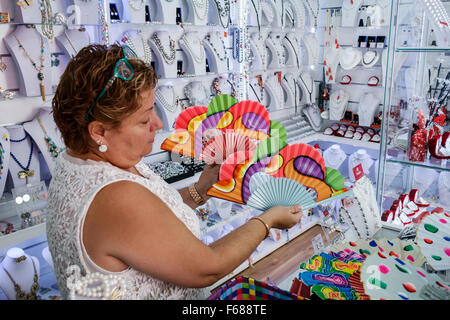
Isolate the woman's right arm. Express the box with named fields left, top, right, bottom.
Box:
left=82, top=181, right=303, bottom=288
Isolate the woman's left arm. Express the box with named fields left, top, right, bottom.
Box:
left=178, top=164, right=220, bottom=209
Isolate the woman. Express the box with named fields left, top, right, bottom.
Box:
left=47, top=44, right=303, bottom=300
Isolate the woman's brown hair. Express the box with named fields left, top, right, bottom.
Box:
left=52, top=44, right=157, bottom=154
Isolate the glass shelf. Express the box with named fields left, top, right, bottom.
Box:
left=386, top=157, right=450, bottom=172
left=395, top=46, right=450, bottom=52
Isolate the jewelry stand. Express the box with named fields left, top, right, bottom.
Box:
left=4, top=26, right=52, bottom=99
left=72, top=0, right=100, bottom=25
left=122, top=0, right=147, bottom=23
left=298, top=71, right=315, bottom=105
left=329, top=89, right=349, bottom=121
left=377, top=0, right=390, bottom=26
left=248, top=0, right=261, bottom=28
left=153, top=0, right=177, bottom=24
left=248, top=76, right=265, bottom=104
left=302, top=32, right=319, bottom=66
left=249, top=32, right=268, bottom=71
left=323, top=144, right=346, bottom=170
left=348, top=149, right=374, bottom=182
left=341, top=0, right=363, bottom=27
left=55, top=28, right=90, bottom=59
left=23, top=107, right=65, bottom=173
left=178, top=32, right=206, bottom=76
left=185, top=0, right=209, bottom=26
left=14, top=0, right=42, bottom=23
left=260, top=0, right=280, bottom=27
left=438, top=172, right=450, bottom=207
left=264, top=75, right=283, bottom=111
left=282, top=73, right=302, bottom=110
left=0, top=126, right=10, bottom=198
left=5, top=125, right=41, bottom=188
left=266, top=32, right=285, bottom=69
left=210, top=0, right=231, bottom=28
left=0, top=248, right=40, bottom=300
left=285, top=0, right=305, bottom=30
left=154, top=84, right=182, bottom=131
left=120, top=30, right=152, bottom=65
left=283, top=32, right=301, bottom=68
left=281, top=75, right=296, bottom=107
left=358, top=93, right=380, bottom=127
left=203, top=31, right=228, bottom=75
left=184, top=81, right=211, bottom=107
left=148, top=31, right=178, bottom=79
left=42, top=246, right=54, bottom=271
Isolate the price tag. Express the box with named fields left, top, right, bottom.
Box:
left=352, top=163, right=364, bottom=181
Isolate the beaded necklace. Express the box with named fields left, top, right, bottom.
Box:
left=267, top=34, right=285, bottom=66
left=299, top=73, right=313, bottom=102
left=180, top=34, right=205, bottom=64
left=339, top=197, right=370, bottom=239
left=98, top=2, right=110, bottom=45
left=152, top=33, right=176, bottom=65
left=122, top=32, right=152, bottom=65
left=204, top=33, right=227, bottom=61
left=14, top=35, right=46, bottom=101
left=250, top=34, right=267, bottom=69
left=212, top=0, right=230, bottom=28
left=191, top=0, right=208, bottom=20
left=36, top=113, right=65, bottom=160
left=305, top=0, right=319, bottom=28
left=9, top=133, right=35, bottom=184
left=0, top=141, right=4, bottom=178
left=155, top=86, right=178, bottom=112
left=1, top=258, right=40, bottom=300
left=39, top=0, right=54, bottom=40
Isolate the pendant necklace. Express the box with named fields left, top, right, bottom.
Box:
left=299, top=73, right=313, bottom=102
left=284, top=34, right=300, bottom=67
left=305, top=0, right=319, bottom=27
left=250, top=35, right=267, bottom=69
left=36, top=113, right=65, bottom=159
left=14, top=35, right=46, bottom=101
left=212, top=0, right=230, bottom=28
left=152, top=33, right=176, bottom=65
left=9, top=133, right=35, bottom=184
left=1, top=258, right=40, bottom=300
left=204, top=33, right=227, bottom=61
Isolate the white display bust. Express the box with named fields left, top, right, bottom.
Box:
left=281, top=74, right=296, bottom=108
left=283, top=32, right=301, bottom=67
left=209, top=0, right=231, bottom=28
left=0, top=248, right=40, bottom=300
left=266, top=32, right=285, bottom=69
left=348, top=149, right=374, bottom=182
left=42, top=246, right=54, bottom=272
left=23, top=107, right=65, bottom=174
left=0, top=126, right=10, bottom=197
left=323, top=144, right=346, bottom=170
left=341, top=0, right=363, bottom=27
left=302, top=33, right=319, bottom=66
left=264, top=75, right=284, bottom=111
left=122, top=0, right=147, bottom=23
left=329, top=89, right=349, bottom=121
left=154, top=0, right=178, bottom=24
left=71, top=0, right=100, bottom=25
left=178, top=31, right=207, bottom=76
left=4, top=26, right=52, bottom=99
left=5, top=125, right=41, bottom=188
left=247, top=0, right=261, bottom=27
left=298, top=71, right=315, bottom=105
left=185, top=0, right=209, bottom=25
left=148, top=30, right=178, bottom=79
left=358, top=93, right=380, bottom=127
left=260, top=0, right=280, bottom=27
left=120, top=30, right=152, bottom=65
left=55, top=28, right=90, bottom=59
left=203, top=31, right=229, bottom=75
left=154, top=84, right=182, bottom=131
left=249, top=32, right=268, bottom=71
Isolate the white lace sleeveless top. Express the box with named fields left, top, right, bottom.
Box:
left=46, top=152, right=208, bottom=300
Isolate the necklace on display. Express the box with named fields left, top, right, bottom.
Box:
left=36, top=113, right=65, bottom=159
left=250, top=0, right=261, bottom=31
left=9, top=133, right=34, bottom=184
left=266, top=76, right=283, bottom=109
left=340, top=197, right=371, bottom=240
left=249, top=78, right=264, bottom=102
left=305, top=0, right=319, bottom=27
left=267, top=34, right=285, bottom=65
left=1, top=258, right=40, bottom=300
left=284, top=34, right=300, bottom=67
left=324, top=148, right=345, bottom=168
left=39, top=0, right=54, bottom=40
left=180, top=34, right=205, bottom=64
left=213, top=0, right=230, bottom=28
left=250, top=34, right=267, bottom=69
left=155, top=86, right=178, bottom=112
left=128, top=0, right=144, bottom=10
left=0, top=142, right=4, bottom=177
left=191, top=0, right=208, bottom=20
left=299, top=73, right=313, bottom=102
left=152, top=33, right=176, bottom=65
left=184, top=82, right=210, bottom=106
left=14, top=35, right=46, bottom=101
left=204, top=33, right=228, bottom=61
left=122, top=32, right=152, bottom=65
left=303, top=33, right=319, bottom=66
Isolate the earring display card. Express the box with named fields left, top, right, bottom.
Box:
left=110, top=3, right=120, bottom=22
left=11, top=180, right=47, bottom=217
left=176, top=7, right=182, bottom=24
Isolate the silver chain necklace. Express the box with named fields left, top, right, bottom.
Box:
left=305, top=0, right=319, bottom=27
left=155, top=86, right=177, bottom=112
left=180, top=34, right=205, bottom=63
left=152, top=33, right=176, bottom=65
left=123, top=32, right=152, bottom=65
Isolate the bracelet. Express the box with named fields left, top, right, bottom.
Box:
left=367, top=76, right=380, bottom=87
left=188, top=183, right=205, bottom=205
left=249, top=216, right=271, bottom=239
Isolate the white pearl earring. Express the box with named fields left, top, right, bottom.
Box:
left=97, top=139, right=108, bottom=153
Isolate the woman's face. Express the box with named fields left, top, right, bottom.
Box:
left=103, top=88, right=163, bottom=169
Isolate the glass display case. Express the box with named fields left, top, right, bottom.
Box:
left=377, top=0, right=450, bottom=228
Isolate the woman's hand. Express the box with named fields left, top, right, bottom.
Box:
left=196, top=163, right=220, bottom=196
left=260, top=204, right=303, bottom=230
